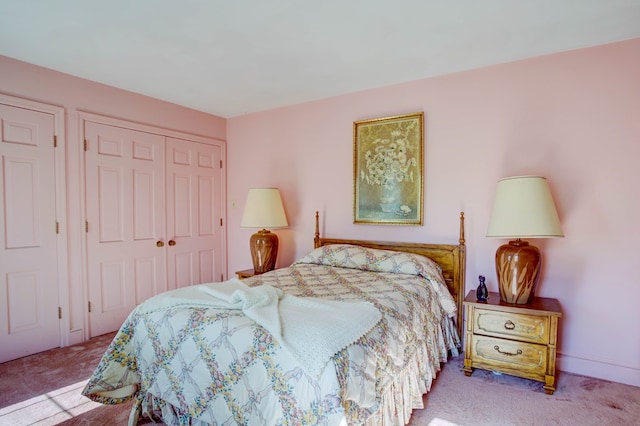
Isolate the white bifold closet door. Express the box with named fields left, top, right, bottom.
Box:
left=85, top=122, right=222, bottom=337
left=0, top=104, right=60, bottom=362
left=165, top=136, right=222, bottom=290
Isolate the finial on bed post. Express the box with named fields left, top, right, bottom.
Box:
left=459, top=212, right=465, bottom=246
left=314, top=211, right=320, bottom=248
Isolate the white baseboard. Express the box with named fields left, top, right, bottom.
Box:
left=558, top=354, right=640, bottom=387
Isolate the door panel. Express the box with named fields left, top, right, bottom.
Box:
left=134, top=257, right=156, bottom=303
left=166, top=137, right=223, bottom=289
left=0, top=104, right=59, bottom=362
left=174, top=252, right=194, bottom=288
left=85, top=122, right=166, bottom=337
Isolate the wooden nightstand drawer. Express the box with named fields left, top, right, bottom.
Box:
left=471, top=335, right=547, bottom=377
left=474, top=309, right=549, bottom=345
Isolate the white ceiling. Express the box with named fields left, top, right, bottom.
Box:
left=1, top=1, right=639, bottom=118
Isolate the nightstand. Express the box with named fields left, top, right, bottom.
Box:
left=462, top=291, right=562, bottom=394
left=235, top=269, right=256, bottom=279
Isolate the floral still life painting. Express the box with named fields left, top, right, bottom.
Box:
left=353, top=112, right=424, bottom=225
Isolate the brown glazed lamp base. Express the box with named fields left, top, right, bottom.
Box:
left=495, top=239, right=541, bottom=304
left=250, top=229, right=279, bottom=274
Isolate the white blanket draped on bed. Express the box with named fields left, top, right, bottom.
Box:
left=137, top=278, right=382, bottom=377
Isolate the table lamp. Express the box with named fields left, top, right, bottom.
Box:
left=240, top=188, right=288, bottom=274
left=486, top=176, right=563, bottom=304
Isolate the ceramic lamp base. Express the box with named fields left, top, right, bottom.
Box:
left=495, top=239, right=541, bottom=304
left=250, top=229, right=279, bottom=274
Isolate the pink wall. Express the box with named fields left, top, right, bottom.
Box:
left=227, top=39, right=640, bottom=386
left=1, top=55, right=226, bottom=344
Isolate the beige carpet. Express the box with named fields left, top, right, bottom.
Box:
left=409, top=357, right=640, bottom=425
left=0, top=332, right=132, bottom=426
left=1, top=334, right=639, bottom=425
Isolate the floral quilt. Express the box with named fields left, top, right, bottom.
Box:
left=82, top=244, right=460, bottom=425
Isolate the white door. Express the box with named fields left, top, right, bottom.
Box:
left=166, top=137, right=223, bottom=288
left=85, top=122, right=166, bottom=337
left=0, top=104, right=59, bottom=362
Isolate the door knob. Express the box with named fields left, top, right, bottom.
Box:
left=156, top=241, right=164, bottom=247
left=168, top=240, right=176, bottom=246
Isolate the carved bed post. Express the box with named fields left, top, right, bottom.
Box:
left=314, top=211, right=320, bottom=248
left=456, top=211, right=466, bottom=338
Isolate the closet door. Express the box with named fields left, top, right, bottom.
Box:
left=85, top=122, right=166, bottom=337
left=0, top=104, right=59, bottom=362
left=166, top=137, right=223, bottom=288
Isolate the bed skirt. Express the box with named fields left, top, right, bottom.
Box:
left=364, top=316, right=460, bottom=426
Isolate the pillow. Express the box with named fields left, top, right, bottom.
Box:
left=293, top=244, right=457, bottom=316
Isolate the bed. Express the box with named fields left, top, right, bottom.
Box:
left=82, top=211, right=466, bottom=425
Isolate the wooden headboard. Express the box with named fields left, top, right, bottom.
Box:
left=313, top=211, right=466, bottom=337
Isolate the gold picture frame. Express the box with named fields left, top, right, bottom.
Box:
left=353, top=112, right=424, bottom=225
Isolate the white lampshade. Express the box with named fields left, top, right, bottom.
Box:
left=486, top=176, right=563, bottom=238
left=240, top=188, right=288, bottom=229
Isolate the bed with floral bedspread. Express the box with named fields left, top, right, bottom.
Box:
left=82, top=244, right=461, bottom=425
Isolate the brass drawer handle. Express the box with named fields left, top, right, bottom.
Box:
left=494, top=345, right=522, bottom=356
left=504, top=320, right=516, bottom=330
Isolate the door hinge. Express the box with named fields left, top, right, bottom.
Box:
left=58, top=307, right=62, bottom=319
left=220, top=160, right=223, bottom=168
left=53, top=135, right=58, bottom=148
left=221, top=273, right=224, bottom=282
left=84, top=139, right=88, bottom=151
left=56, top=221, right=59, bottom=234
left=88, top=301, right=92, bottom=313
left=85, top=221, right=89, bottom=232
left=220, top=218, right=224, bottom=226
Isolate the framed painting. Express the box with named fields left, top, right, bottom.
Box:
left=353, top=112, right=424, bottom=225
